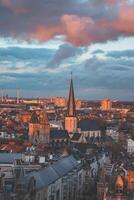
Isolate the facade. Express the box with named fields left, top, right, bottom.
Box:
left=106, top=126, right=119, bottom=142
left=127, top=138, right=134, bottom=153
left=101, top=99, right=112, bottom=111
left=75, top=99, right=81, bottom=110
left=29, top=110, right=50, bottom=145
left=65, top=77, right=77, bottom=134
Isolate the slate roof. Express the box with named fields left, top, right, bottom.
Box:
left=50, top=130, right=69, bottom=139
left=78, top=119, right=101, bottom=131
left=75, top=143, right=98, bottom=154
left=52, top=156, right=78, bottom=177
left=20, top=166, right=59, bottom=190
left=0, top=153, right=22, bottom=164
left=19, top=155, right=79, bottom=191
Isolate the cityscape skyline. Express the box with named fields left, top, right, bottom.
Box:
left=0, top=1, right=134, bottom=200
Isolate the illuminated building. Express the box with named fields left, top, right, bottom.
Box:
left=125, top=171, right=134, bottom=191
left=21, top=113, right=31, bottom=123
left=50, top=97, right=67, bottom=107
left=115, top=175, right=124, bottom=193
left=65, top=76, right=77, bottom=134
left=75, top=98, right=81, bottom=110
left=101, top=99, right=112, bottom=111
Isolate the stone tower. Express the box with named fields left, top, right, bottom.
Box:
left=65, top=76, right=77, bottom=134
left=39, top=110, right=50, bottom=144
left=29, top=110, right=50, bottom=145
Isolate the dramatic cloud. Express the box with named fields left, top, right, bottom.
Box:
left=106, top=50, right=134, bottom=58
left=0, top=0, right=134, bottom=100
left=47, top=44, right=82, bottom=68
left=0, top=0, right=133, bottom=46
left=0, top=45, right=134, bottom=99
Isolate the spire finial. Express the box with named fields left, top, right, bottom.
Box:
left=71, top=71, right=72, bottom=79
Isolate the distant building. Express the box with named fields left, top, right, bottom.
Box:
left=106, top=125, right=119, bottom=142
left=21, top=112, right=31, bottom=123
left=75, top=99, right=81, bottom=110
left=29, top=110, right=50, bottom=145
left=101, top=99, right=112, bottom=111
left=50, top=97, right=67, bottom=107
left=127, top=138, right=134, bottom=153
left=65, top=77, right=77, bottom=134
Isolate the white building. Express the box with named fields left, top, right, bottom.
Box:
left=106, top=126, right=119, bottom=142
left=127, top=138, right=134, bottom=153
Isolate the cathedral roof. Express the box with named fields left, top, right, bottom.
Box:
left=78, top=119, right=101, bottom=131
left=18, top=156, right=79, bottom=190
left=30, top=111, right=39, bottom=124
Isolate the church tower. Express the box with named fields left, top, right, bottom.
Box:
left=29, top=110, right=50, bottom=145
left=65, top=75, right=77, bottom=134
left=39, top=110, right=50, bottom=144
left=29, top=111, right=40, bottom=143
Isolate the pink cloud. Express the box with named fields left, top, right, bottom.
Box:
left=1, top=0, right=30, bottom=14
left=61, top=15, right=96, bottom=45
left=30, top=25, right=63, bottom=41
left=0, top=0, right=134, bottom=46
left=1, top=0, right=12, bottom=7
left=113, top=4, right=134, bottom=35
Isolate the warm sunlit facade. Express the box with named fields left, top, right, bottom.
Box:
left=101, top=99, right=112, bottom=111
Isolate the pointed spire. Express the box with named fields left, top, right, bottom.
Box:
left=30, top=111, right=39, bottom=124
left=67, top=73, right=76, bottom=117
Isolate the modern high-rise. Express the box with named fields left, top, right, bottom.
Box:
left=65, top=76, right=77, bottom=134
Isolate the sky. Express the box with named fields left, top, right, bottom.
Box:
left=0, top=0, right=134, bottom=100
